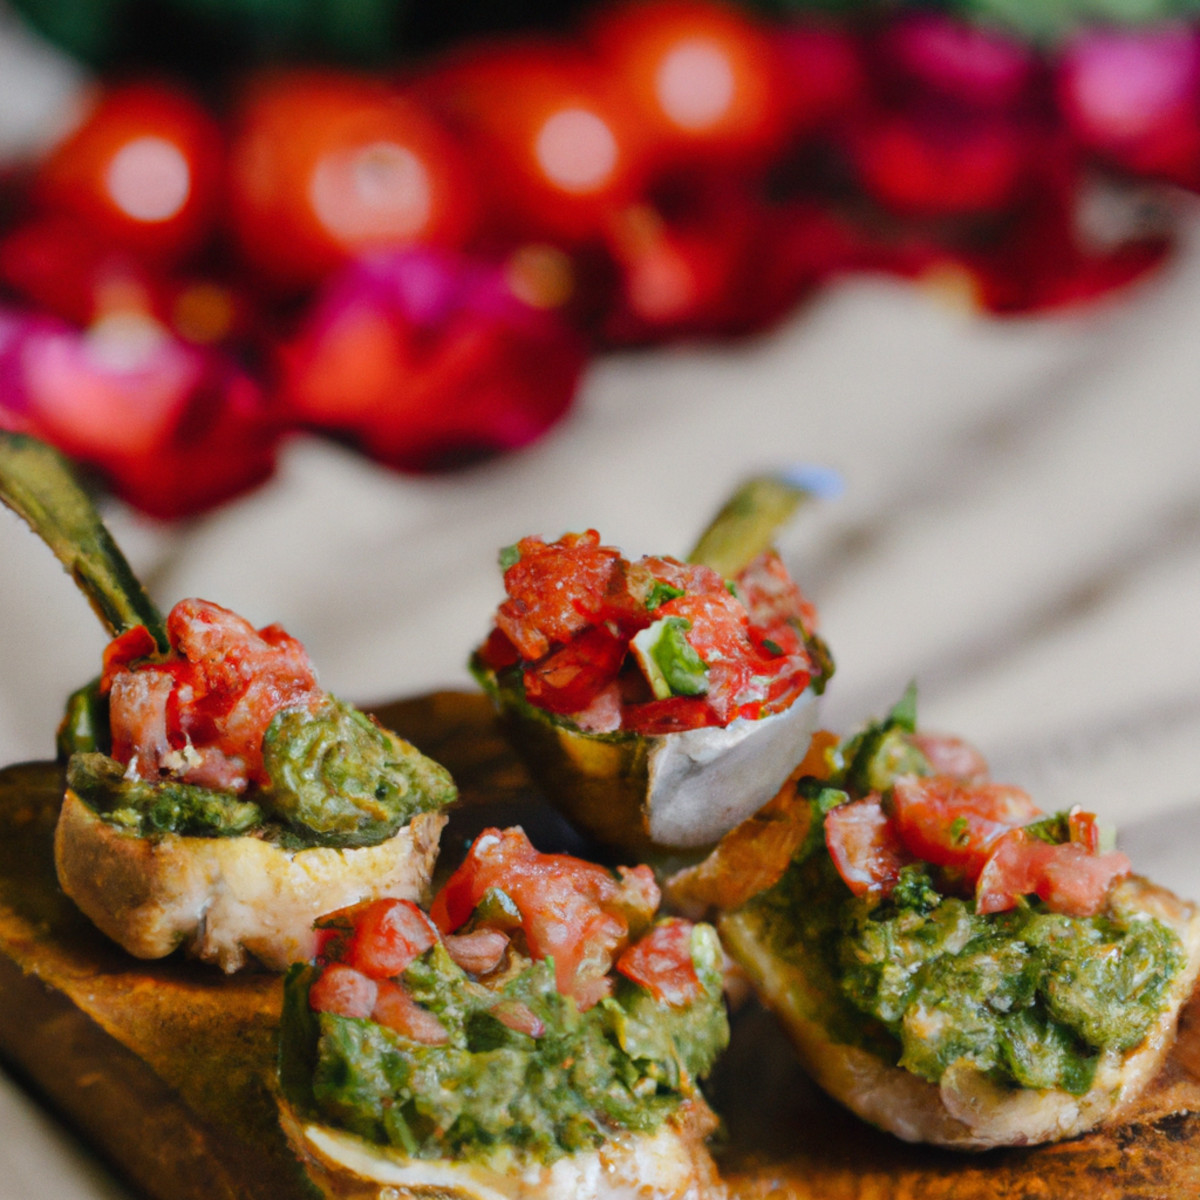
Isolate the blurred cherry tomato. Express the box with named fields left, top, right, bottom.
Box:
left=32, top=81, right=223, bottom=266
left=278, top=247, right=586, bottom=472
left=587, top=0, right=790, bottom=172
left=227, top=70, right=479, bottom=290
left=419, top=40, right=649, bottom=244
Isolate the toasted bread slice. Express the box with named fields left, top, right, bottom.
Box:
left=276, top=1093, right=724, bottom=1200
left=719, top=874, right=1200, bottom=1150
left=54, top=791, right=446, bottom=972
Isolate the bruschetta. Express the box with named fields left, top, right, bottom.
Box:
left=669, top=689, right=1200, bottom=1149
left=0, top=432, right=456, bottom=971
left=276, top=826, right=729, bottom=1199
left=471, top=495, right=833, bottom=855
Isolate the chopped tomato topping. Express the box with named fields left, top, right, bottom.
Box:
left=909, top=733, right=989, bottom=784
left=522, top=624, right=628, bottom=714
left=308, top=963, right=378, bottom=1018
left=736, top=551, right=819, bottom=637
left=99, top=624, right=159, bottom=690
left=891, top=775, right=1042, bottom=885
left=480, top=532, right=823, bottom=734
left=568, top=682, right=624, bottom=733
left=621, top=695, right=719, bottom=734
left=976, top=829, right=1131, bottom=917
left=616, top=919, right=703, bottom=1007
left=476, top=626, right=520, bottom=672
left=343, top=898, right=438, bottom=980
left=489, top=999, right=545, bottom=1038
left=656, top=589, right=752, bottom=722
left=825, top=794, right=913, bottom=897
left=1068, top=806, right=1101, bottom=854
left=495, top=531, right=622, bottom=661
left=371, top=979, right=449, bottom=1044
left=106, top=597, right=321, bottom=791
left=442, top=929, right=510, bottom=975
left=429, top=826, right=661, bottom=1008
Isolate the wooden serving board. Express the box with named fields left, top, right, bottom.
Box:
left=2, top=691, right=1200, bottom=1200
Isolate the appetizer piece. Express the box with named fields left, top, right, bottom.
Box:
left=277, top=826, right=729, bottom=1200
left=0, top=432, right=456, bottom=971
left=672, top=689, right=1200, bottom=1149
left=471, top=474, right=835, bottom=855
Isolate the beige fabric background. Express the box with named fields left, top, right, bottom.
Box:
left=3, top=8, right=1200, bottom=1195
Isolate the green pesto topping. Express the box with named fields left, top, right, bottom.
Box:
left=62, top=691, right=455, bottom=846
left=631, top=616, right=709, bottom=700
left=746, top=805, right=1185, bottom=1096
left=261, top=696, right=456, bottom=848
left=279, top=928, right=729, bottom=1166
left=67, top=752, right=263, bottom=838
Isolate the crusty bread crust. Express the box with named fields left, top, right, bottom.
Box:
left=719, top=875, right=1200, bottom=1150
left=276, top=1094, right=724, bottom=1200
left=54, top=790, right=446, bottom=972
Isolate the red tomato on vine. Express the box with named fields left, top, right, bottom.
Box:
left=587, top=0, right=790, bottom=172
left=418, top=40, right=650, bottom=244
left=227, top=70, right=479, bottom=290
left=33, top=81, right=224, bottom=266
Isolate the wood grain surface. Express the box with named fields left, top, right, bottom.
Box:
left=0, top=690, right=1199, bottom=1200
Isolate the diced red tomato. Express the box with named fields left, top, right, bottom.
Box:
left=736, top=552, right=819, bottom=637
left=482, top=531, right=822, bottom=734
left=891, top=775, right=1042, bottom=885
left=100, top=624, right=160, bottom=685
left=371, top=979, right=449, bottom=1044
left=655, top=589, right=751, bottom=722
left=825, top=794, right=913, bottom=897
left=429, top=826, right=661, bottom=1008
left=621, top=695, right=718, bottom=734
left=482, top=532, right=822, bottom=733
left=489, top=999, right=545, bottom=1038
left=308, top=963, right=378, bottom=1018
left=1037, top=846, right=1132, bottom=917
left=522, top=624, right=629, bottom=714
left=909, top=733, right=989, bottom=784
left=495, top=531, right=623, bottom=661
left=442, top=929, right=510, bottom=975
left=1068, top=806, right=1101, bottom=854
left=616, top=919, right=702, bottom=1006
left=568, top=683, right=624, bottom=734
left=343, top=898, right=438, bottom=980
left=975, top=829, right=1131, bottom=917
left=615, top=556, right=722, bottom=624
left=106, top=597, right=321, bottom=791
left=477, top=626, right=521, bottom=672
